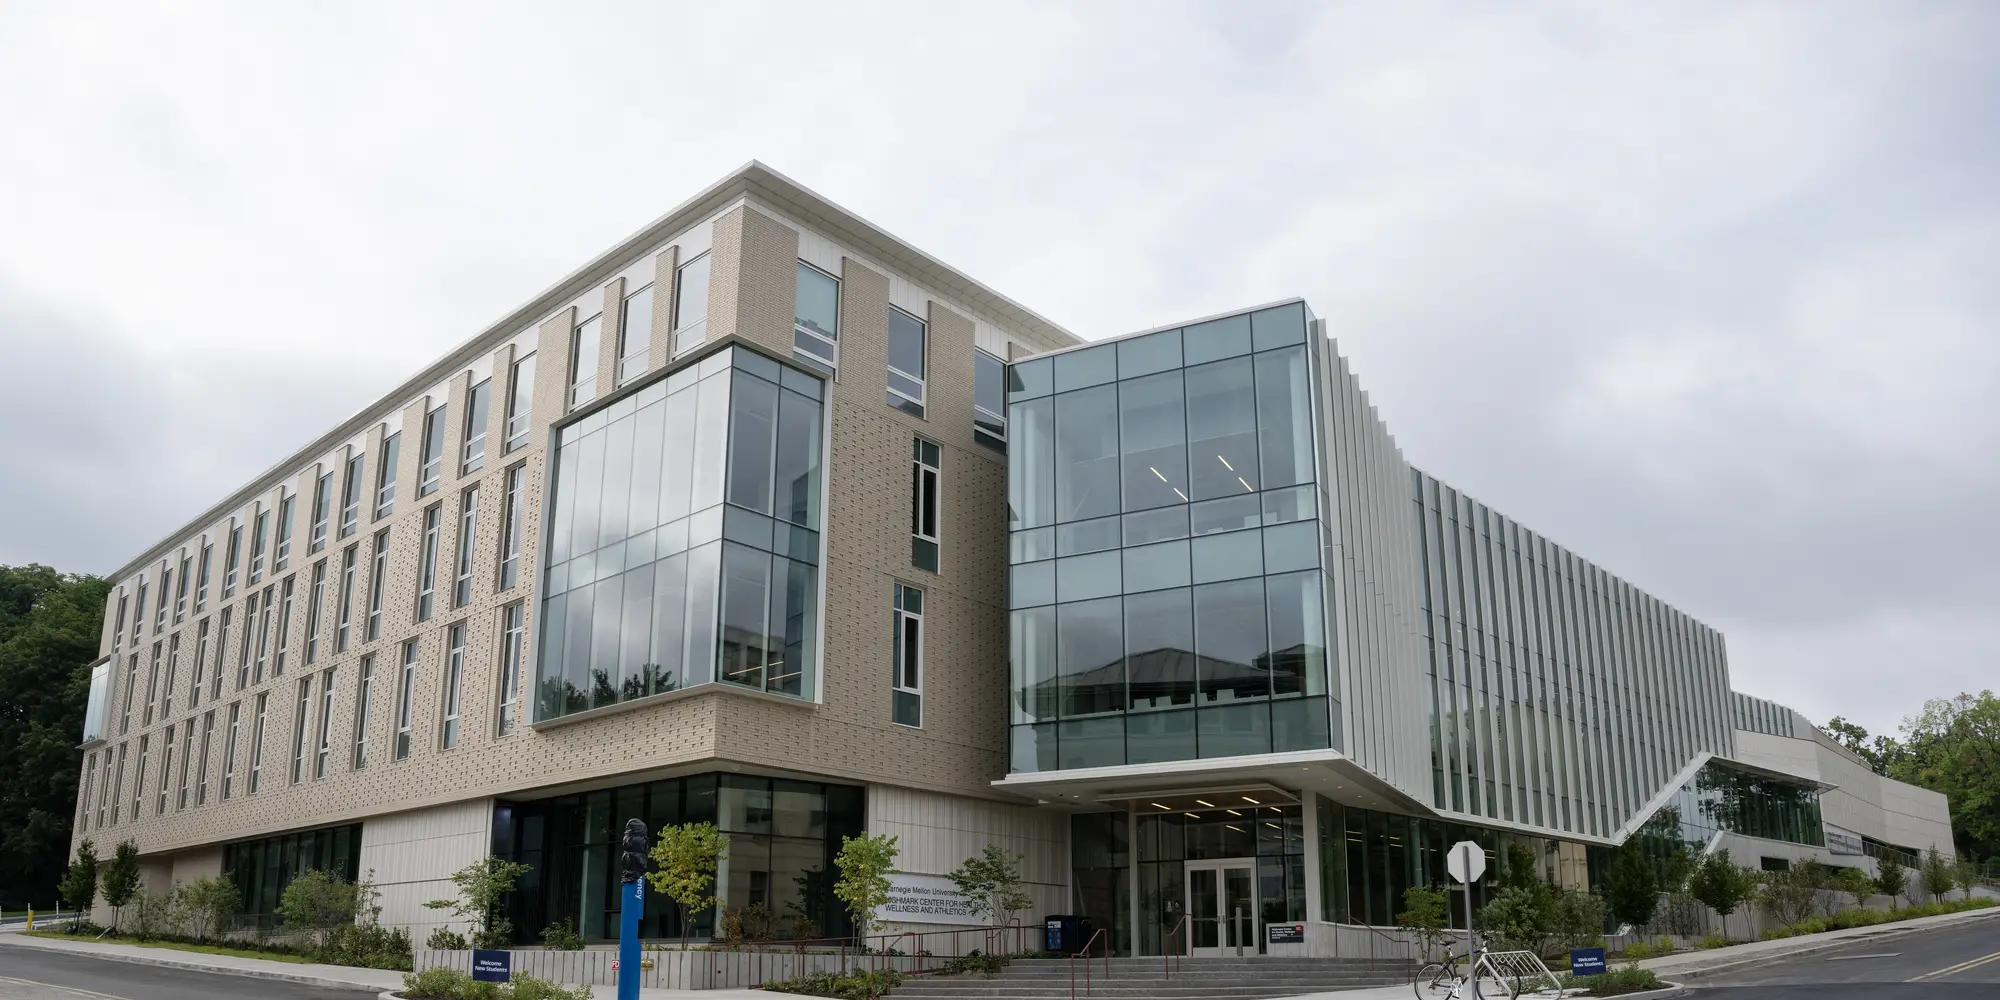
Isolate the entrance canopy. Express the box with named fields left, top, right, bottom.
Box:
left=991, top=747, right=1431, bottom=816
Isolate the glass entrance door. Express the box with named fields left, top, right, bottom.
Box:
left=1185, top=860, right=1257, bottom=957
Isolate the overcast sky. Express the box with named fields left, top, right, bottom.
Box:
left=2, top=2, right=1994, bottom=739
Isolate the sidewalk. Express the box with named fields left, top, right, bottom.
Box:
left=0, top=932, right=767, bottom=999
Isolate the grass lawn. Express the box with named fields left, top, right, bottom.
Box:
left=24, top=929, right=314, bottom=964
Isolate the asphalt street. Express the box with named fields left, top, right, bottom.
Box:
left=0, top=945, right=368, bottom=1000
left=1692, top=914, right=2000, bottom=998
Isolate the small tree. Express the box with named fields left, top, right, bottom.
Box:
left=944, top=845, right=1032, bottom=926
left=833, top=833, right=900, bottom=941
left=1687, top=850, right=1758, bottom=940
left=1921, top=846, right=1956, bottom=904
left=1602, top=841, right=1659, bottom=930
left=133, top=886, right=185, bottom=940
left=1499, top=843, right=1543, bottom=894
left=59, top=840, right=100, bottom=927
left=1954, top=858, right=1982, bottom=901
left=1832, top=867, right=1874, bottom=911
left=279, top=869, right=362, bottom=950
left=1550, top=888, right=1607, bottom=954
left=1874, top=854, right=1909, bottom=911
left=1758, top=866, right=1816, bottom=928
left=181, top=874, right=239, bottom=941
left=648, top=822, right=728, bottom=950
left=100, top=840, right=142, bottom=933
left=1397, top=885, right=1451, bottom=962
left=1478, top=886, right=1553, bottom=957
left=424, top=856, right=531, bottom=950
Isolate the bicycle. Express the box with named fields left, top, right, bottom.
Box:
left=1413, top=947, right=1523, bottom=999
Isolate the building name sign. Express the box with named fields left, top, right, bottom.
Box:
left=880, top=872, right=977, bottom=925
left=1825, top=825, right=1864, bottom=856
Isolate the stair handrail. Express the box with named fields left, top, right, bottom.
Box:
left=1162, top=913, right=1189, bottom=978
left=1339, top=911, right=1424, bottom=970
left=1069, top=926, right=1109, bottom=1000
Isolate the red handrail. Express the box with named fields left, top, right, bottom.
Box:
left=1162, top=914, right=1188, bottom=978
left=1069, top=926, right=1109, bottom=1000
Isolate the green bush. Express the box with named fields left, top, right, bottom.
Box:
left=1695, top=934, right=1731, bottom=950
left=1563, top=965, right=1664, bottom=996
left=1618, top=937, right=1676, bottom=960
left=763, top=968, right=905, bottom=999
left=427, top=927, right=471, bottom=951
left=539, top=918, right=585, bottom=951
left=940, top=951, right=1008, bottom=976
left=318, top=922, right=414, bottom=970
left=504, top=975, right=593, bottom=1000
left=402, top=967, right=496, bottom=999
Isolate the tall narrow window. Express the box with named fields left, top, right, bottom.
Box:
left=504, top=353, right=536, bottom=453
left=305, top=561, right=327, bottom=665
left=79, top=752, right=94, bottom=832
left=315, top=667, right=335, bottom=779
left=498, top=465, right=524, bottom=590
left=618, top=283, right=654, bottom=384
left=273, top=492, right=295, bottom=572
left=112, top=593, right=128, bottom=651
left=272, top=577, right=295, bottom=676
left=673, top=253, right=710, bottom=352
left=236, top=593, right=257, bottom=689
left=418, top=405, right=446, bottom=496
left=887, top=306, right=926, bottom=417
left=893, top=584, right=923, bottom=728
left=131, top=736, right=147, bottom=819
left=290, top=676, right=312, bottom=784
left=569, top=312, right=602, bottom=407
left=440, top=623, right=465, bottom=750
left=132, top=580, right=147, bottom=642
left=156, top=725, right=174, bottom=814
left=353, top=655, right=375, bottom=769
left=454, top=486, right=478, bottom=607
left=109, top=744, right=125, bottom=824
left=155, top=566, right=170, bottom=631
left=417, top=504, right=442, bottom=621
left=97, top=750, right=115, bottom=826
left=911, top=439, right=940, bottom=572
left=249, top=509, right=269, bottom=584
left=335, top=545, right=357, bottom=652
left=195, top=541, right=212, bottom=611
left=176, top=721, right=193, bottom=810
left=394, top=641, right=418, bottom=760
left=310, top=472, right=333, bottom=553
left=195, top=711, right=214, bottom=805
left=143, top=642, right=161, bottom=725
left=223, top=525, right=241, bottom=598
left=175, top=552, right=191, bottom=623
left=340, top=453, right=364, bottom=538
left=120, top=655, right=137, bottom=734
left=463, top=378, right=491, bottom=475
left=496, top=602, right=524, bottom=736
left=367, top=529, right=390, bottom=640
left=190, top=618, right=209, bottom=708
left=252, top=585, right=274, bottom=683
left=211, top=607, right=230, bottom=700
left=247, top=693, right=268, bottom=793
left=794, top=261, right=840, bottom=371
left=376, top=431, right=401, bottom=519
left=162, top=633, right=180, bottom=717
left=220, top=703, right=240, bottom=800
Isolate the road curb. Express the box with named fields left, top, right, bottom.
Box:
left=0, top=933, right=390, bottom=994
left=1649, top=907, right=2000, bottom=982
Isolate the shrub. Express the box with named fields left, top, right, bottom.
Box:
left=1564, top=965, right=1665, bottom=996
left=133, top=888, right=186, bottom=940
left=277, top=869, right=363, bottom=950
left=763, top=968, right=905, bottom=999
left=940, top=951, right=1008, bottom=976
left=1619, top=937, right=1676, bottom=960
left=1695, top=934, right=1731, bottom=950
left=505, top=974, right=593, bottom=1000
left=540, top=918, right=585, bottom=951
left=180, top=875, right=239, bottom=942
left=401, top=967, right=496, bottom=999
left=427, top=927, right=470, bottom=951
left=320, top=922, right=414, bottom=970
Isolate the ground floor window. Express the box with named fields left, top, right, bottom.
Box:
left=494, top=772, right=863, bottom=944
left=220, top=822, right=363, bottom=930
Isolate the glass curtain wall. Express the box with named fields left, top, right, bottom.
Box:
left=1131, top=806, right=1307, bottom=956
left=221, top=822, right=363, bottom=929
left=1632, top=760, right=1826, bottom=866
left=1007, top=303, right=1331, bottom=771
left=537, top=346, right=824, bottom=721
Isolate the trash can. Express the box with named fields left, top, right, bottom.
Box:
left=1043, top=914, right=1080, bottom=953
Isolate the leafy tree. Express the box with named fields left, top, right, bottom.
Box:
left=1920, top=846, right=1956, bottom=904
left=0, top=565, right=110, bottom=909
left=1396, top=885, right=1451, bottom=963
left=833, top=833, right=899, bottom=940
left=1758, top=863, right=1826, bottom=928
left=1822, top=716, right=1887, bottom=772
left=100, top=839, right=141, bottom=932
left=1873, top=854, right=1909, bottom=910
left=1477, top=886, right=1552, bottom=957
left=1499, top=843, right=1543, bottom=894
left=133, top=886, right=184, bottom=939
left=58, top=839, right=99, bottom=920
left=180, top=874, right=239, bottom=941
left=424, top=856, right=531, bottom=950
left=1881, top=692, right=2000, bottom=863
left=1602, top=841, right=1659, bottom=929
left=1954, top=857, right=1982, bottom=901
left=1832, top=866, right=1874, bottom=911
left=1686, top=849, right=1758, bottom=940
left=648, top=822, right=727, bottom=949
left=279, top=869, right=362, bottom=949
left=944, top=844, right=1032, bottom=926
left=1550, top=888, right=1607, bottom=953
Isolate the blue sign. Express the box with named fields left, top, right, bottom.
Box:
left=471, top=949, right=512, bottom=983
left=1570, top=947, right=1607, bottom=976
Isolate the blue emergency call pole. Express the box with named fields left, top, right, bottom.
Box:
left=618, top=818, right=649, bottom=1000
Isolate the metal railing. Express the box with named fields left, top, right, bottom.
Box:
left=1069, top=926, right=1108, bottom=1000
left=1162, top=913, right=1188, bottom=978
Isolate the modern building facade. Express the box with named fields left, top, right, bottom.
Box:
left=72, top=162, right=1955, bottom=955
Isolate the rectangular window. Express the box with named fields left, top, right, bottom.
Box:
left=252, top=586, right=274, bottom=684
left=340, top=453, right=364, bottom=537
left=887, top=306, right=926, bottom=417
left=975, top=349, right=1007, bottom=448
left=352, top=655, right=374, bottom=769
left=273, top=492, right=295, bottom=572
left=454, top=486, right=478, bottom=607
left=176, top=721, right=193, bottom=810
left=618, top=283, right=654, bottom=384
left=175, top=552, right=191, bottom=623
left=112, top=594, right=127, bottom=650
left=497, top=602, right=523, bottom=736
left=131, top=736, right=147, bottom=820
left=462, top=377, right=491, bottom=475
left=211, top=607, right=230, bottom=700
left=79, top=751, right=94, bottom=832
left=162, top=633, right=179, bottom=717
left=195, top=711, right=214, bottom=805
left=247, top=693, right=267, bottom=793
left=367, top=530, right=390, bottom=641
left=223, top=525, right=241, bottom=598
left=418, top=405, right=446, bottom=496
left=272, top=577, right=294, bottom=676
left=290, top=676, right=312, bottom=784
left=504, top=353, right=536, bottom=453
left=498, top=465, right=524, bottom=590
left=394, top=641, right=418, bottom=760
left=417, top=504, right=442, bottom=621
left=335, top=545, right=357, bottom=652
left=120, top=654, right=137, bottom=734
left=249, top=510, right=269, bottom=584
left=109, top=743, right=124, bottom=824
left=236, top=593, right=257, bottom=689
left=155, top=567, right=170, bottom=631
left=569, top=312, right=601, bottom=407
left=794, top=261, right=840, bottom=371
left=132, top=580, right=146, bottom=642
left=376, top=432, right=400, bottom=519
left=156, top=727, right=173, bottom=814
left=143, top=642, right=161, bottom=725
left=195, top=541, right=212, bottom=611
left=190, top=618, right=209, bottom=708
left=673, top=252, right=710, bottom=352
left=310, top=471, right=333, bottom=553
left=305, top=560, right=327, bottom=665
left=220, top=703, right=240, bottom=800
left=315, top=667, right=335, bottom=779
left=98, top=749, right=115, bottom=826
left=893, top=583, right=923, bottom=728
left=440, top=623, right=465, bottom=750
left=911, top=439, right=940, bottom=573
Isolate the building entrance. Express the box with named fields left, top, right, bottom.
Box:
left=1185, top=859, right=1258, bottom=956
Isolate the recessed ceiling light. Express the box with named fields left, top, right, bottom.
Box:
left=1151, top=802, right=1171, bottom=811
left=1226, top=809, right=1243, bottom=817
left=1242, top=796, right=1260, bottom=805
left=1195, top=799, right=1216, bottom=808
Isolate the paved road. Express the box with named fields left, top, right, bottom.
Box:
left=1693, top=914, right=2000, bottom=998
left=0, top=946, right=368, bottom=999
